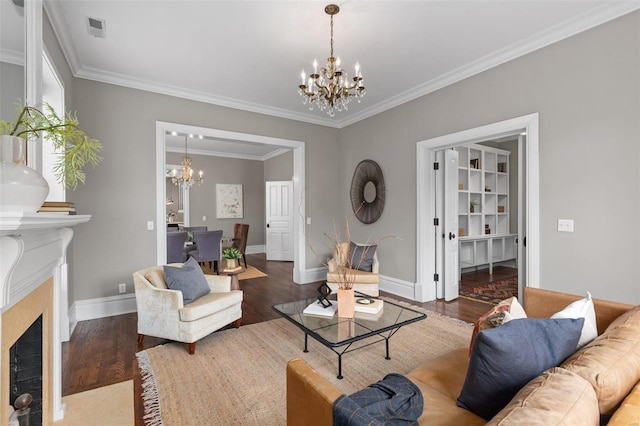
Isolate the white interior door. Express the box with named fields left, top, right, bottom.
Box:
left=518, top=135, right=527, bottom=300
left=443, top=149, right=460, bottom=301
left=266, top=181, right=294, bottom=261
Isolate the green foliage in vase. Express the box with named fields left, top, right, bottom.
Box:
left=222, top=248, right=243, bottom=259
left=0, top=103, right=102, bottom=189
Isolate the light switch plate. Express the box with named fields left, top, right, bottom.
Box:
left=147, top=221, right=154, bottom=231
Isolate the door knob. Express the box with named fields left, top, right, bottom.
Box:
left=266, top=223, right=270, bottom=228
left=449, top=232, right=456, bottom=240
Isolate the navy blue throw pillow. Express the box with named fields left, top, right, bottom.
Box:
left=163, top=256, right=210, bottom=304
left=348, top=242, right=377, bottom=272
left=457, top=317, right=584, bottom=420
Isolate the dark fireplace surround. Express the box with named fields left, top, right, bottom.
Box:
left=10, top=315, right=43, bottom=426
left=2, top=278, right=53, bottom=426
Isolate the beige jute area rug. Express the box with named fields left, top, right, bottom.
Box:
left=136, top=300, right=472, bottom=425
left=238, top=265, right=267, bottom=281
left=57, top=380, right=133, bottom=425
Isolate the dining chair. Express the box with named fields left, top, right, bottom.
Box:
left=232, top=223, right=250, bottom=268
left=189, top=230, right=223, bottom=273
left=182, top=226, right=208, bottom=232
left=166, top=231, right=188, bottom=263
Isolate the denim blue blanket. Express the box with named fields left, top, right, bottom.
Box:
left=333, top=373, right=423, bottom=426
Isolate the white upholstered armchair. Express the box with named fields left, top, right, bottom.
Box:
left=133, top=264, right=243, bottom=354
left=326, top=242, right=380, bottom=297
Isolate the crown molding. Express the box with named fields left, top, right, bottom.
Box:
left=44, top=1, right=82, bottom=74
left=166, top=146, right=290, bottom=162
left=0, top=48, right=24, bottom=66
left=74, top=65, right=343, bottom=128
left=45, top=1, right=640, bottom=130
left=336, top=2, right=640, bottom=128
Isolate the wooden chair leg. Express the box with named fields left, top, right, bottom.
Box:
left=187, top=342, right=196, bottom=354
left=137, top=333, right=144, bottom=344
left=242, top=254, right=247, bottom=268
left=233, top=318, right=242, bottom=329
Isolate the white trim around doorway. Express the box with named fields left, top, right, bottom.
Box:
left=155, top=121, right=307, bottom=283
left=416, top=113, right=540, bottom=302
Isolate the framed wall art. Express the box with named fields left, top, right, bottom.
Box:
left=216, top=184, right=243, bottom=218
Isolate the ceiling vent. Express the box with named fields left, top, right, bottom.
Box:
left=87, top=17, right=106, bottom=38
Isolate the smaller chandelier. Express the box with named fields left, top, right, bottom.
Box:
left=171, top=135, right=203, bottom=189
left=298, top=4, right=365, bottom=117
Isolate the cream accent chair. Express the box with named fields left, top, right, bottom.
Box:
left=326, top=242, right=380, bottom=297
left=133, top=264, right=243, bottom=354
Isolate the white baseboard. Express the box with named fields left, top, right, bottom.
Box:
left=296, top=266, right=327, bottom=284
left=245, top=244, right=265, bottom=254
left=71, top=293, right=137, bottom=322
left=379, top=274, right=417, bottom=300
left=66, top=271, right=420, bottom=325
left=294, top=269, right=420, bottom=302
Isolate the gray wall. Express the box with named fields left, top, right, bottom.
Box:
left=67, top=81, right=339, bottom=300
left=0, top=62, right=23, bottom=123
left=167, top=152, right=266, bottom=245
left=338, top=12, right=640, bottom=303
left=264, top=150, right=294, bottom=182
left=49, top=10, right=639, bottom=305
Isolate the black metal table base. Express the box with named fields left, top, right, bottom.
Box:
left=303, top=327, right=402, bottom=379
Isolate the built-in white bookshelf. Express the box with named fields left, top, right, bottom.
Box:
left=456, top=143, right=516, bottom=273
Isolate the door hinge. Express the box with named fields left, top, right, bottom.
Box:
left=433, top=218, right=439, bottom=226
left=433, top=162, right=439, bottom=171
left=434, top=273, right=439, bottom=282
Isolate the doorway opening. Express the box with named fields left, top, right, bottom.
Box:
left=445, top=136, right=521, bottom=304
left=416, top=113, right=540, bottom=303
left=155, top=121, right=307, bottom=283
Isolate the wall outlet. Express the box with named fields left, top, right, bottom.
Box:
left=557, top=219, right=574, bottom=232
left=118, top=283, right=126, bottom=294
left=147, top=221, right=154, bottom=231
left=202, top=216, right=206, bottom=221
left=306, top=217, right=311, bottom=225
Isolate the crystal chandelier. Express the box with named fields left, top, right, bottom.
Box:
left=171, top=135, right=203, bottom=189
left=298, top=4, right=365, bottom=117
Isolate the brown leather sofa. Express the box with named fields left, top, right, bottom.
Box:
left=287, top=287, right=640, bottom=425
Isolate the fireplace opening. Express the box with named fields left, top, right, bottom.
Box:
left=9, top=315, right=43, bottom=426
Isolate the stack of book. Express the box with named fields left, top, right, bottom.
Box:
left=303, top=301, right=336, bottom=317
left=38, top=201, right=76, bottom=215
left=354, top=298, right=384, bottom=314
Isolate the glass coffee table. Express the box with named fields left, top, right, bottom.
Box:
left=273, top=295, right=426, bottom=379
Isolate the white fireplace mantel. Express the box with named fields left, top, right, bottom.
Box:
left=0, top=212, right=91, bottom=236
left=1, top=212, right=90, bottom=423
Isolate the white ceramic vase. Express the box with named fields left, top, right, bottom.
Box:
left=0, top=135, right=49, bottom=213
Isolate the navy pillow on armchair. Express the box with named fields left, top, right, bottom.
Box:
left=163, top=256, right=210, bottom=304
left=457, top=317, right=584, bottom=420
left=348, top=242, right=377, bottom=272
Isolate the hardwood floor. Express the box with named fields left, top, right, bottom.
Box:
left=459, top=266, right=518, bottom=290
left=62, top=253, right=503, bottom=422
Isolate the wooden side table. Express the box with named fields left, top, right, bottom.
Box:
left=221, top=259, right=245, bottom=291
